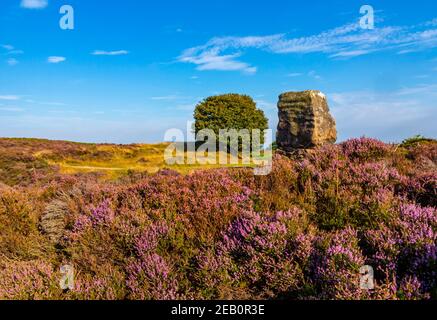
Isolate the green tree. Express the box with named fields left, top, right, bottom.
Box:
left=194, top=94, right=269, bottom=149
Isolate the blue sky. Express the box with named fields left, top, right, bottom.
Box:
left=0, top=0, right=436, bottom=143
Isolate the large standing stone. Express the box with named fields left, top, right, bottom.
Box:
left=277, top=90, right=337, bottom=153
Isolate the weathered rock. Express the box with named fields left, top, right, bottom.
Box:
left=277, top=90, right=337, bottom=153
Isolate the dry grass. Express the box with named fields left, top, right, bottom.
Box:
left=0, top=138, right=262, bottom=181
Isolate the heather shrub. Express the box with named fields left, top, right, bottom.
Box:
left=398, top=276, right=430, bottom=300
left=68, top=264, right=127, bottom=300
left=310, top=227, right=366, bottom=299
left=124, top=219, right=172, bottom=299
left=254, top=154, right=300, bottom=212
left=340, top=137, right=392, bottom=161
left=120, top=169, right=255, bottom=244
left=394, top=139, right=436, bottom=207
left=195, top=208, right=315, bottom=299
left=399, top=171, right=437, bottom=208
left=364, top=204, right=437, bottom=298
left=0, top=190, right=51, bottom=261
left=0, top=260, right=60, bottom=300
left=126, top=253, right=180, bottom=300
left=0, top=137, right=436, bottom=300
left=66, top=199, right=134, bottom=275
left=297, top=143, right=401, bottom=231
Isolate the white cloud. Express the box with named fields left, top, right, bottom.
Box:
left=151, top=95, right=179, bottom=101
left=0, top=96, right=66, bottom=108
left=308, top=70, right=322, bottom=80
left=396, top=84, right=437, bottom=96
left=6, top=58, right=18, bottom=66
left=151, top=95, right=193, bottom=101
left=330, top=49, right=373, bottom=58
left=414, top=75, right=429, bottom=79
left=2, top=44, right=24, bottom=55
left=48, top=56, right=66, bottom=64
left=179, top=18, right=437, bottom=72
left=0, top=95, right=20, bottom=100
left=2, top=44, right=14, bottom=50
left=425, top=18, right=437, bottom=27
left=91, top=50, right=129, bottom=56
left=179, top=50, right=257, bottom=74
left=37, top=101, right=66, bottom=106
left=397, top=49, right=419, bottom=55
left=0, top=106, right=24, bottom=112
left=286, top=73, right=303, bottom=77
left=175, top=104, right=195, bottom=111
left=20, top=0, right=48, bottom=9
left=6, top=50, right=24, bottom=55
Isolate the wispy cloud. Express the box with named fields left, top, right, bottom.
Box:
left=2, top=44, right=23, bottom=56
left=396, top=84, right=437, bottom=96
left=40, top=102, right=66, bottom=106
left=330, top=49, right=373, bottom=58
left=6, top=58, right=19, bottom=66
left=0, top=95, right=20, bottom=101
left=47, top=56, right=66, bottom=64
left=414, top=75, right=429, bottom=79
left=2, top=44, right=14, bottom=51
left=6, top=50, right=24, bottom=55
left=308, top=70, right=322, bottom=80
left=329, top=84, right=437, bottom=142
left=179, top=18, right=437, bottom=72
left=0, top=96, right=66, bottom=108
left=285, top=70, right=322, bottom=80
left=179, top=50, right=257, bottom=74
left=27, top=100, right=66, bottom=106
left=175, top=104, right=195, bottom=111
left=150, top=95, right=190, bottom=101
left=91, top=50, right=129, bottom=56
left=286, top=73, right=303, bottom=77
left=0, top=106, right=25, bottom=112
left=20, top=0, right=48, bottom=9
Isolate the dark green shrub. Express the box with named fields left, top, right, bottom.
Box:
left=194, top=94, right=268, bottom=150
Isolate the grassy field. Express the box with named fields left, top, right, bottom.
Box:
left=0, top=138, right=265, bottom=182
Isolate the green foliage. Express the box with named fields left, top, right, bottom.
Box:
left=401, top=135, right=435, bottom=148
left=194, top=94, right=269, bottom=146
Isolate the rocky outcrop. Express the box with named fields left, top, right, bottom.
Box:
left=277, top=90, right=337, bottom=154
